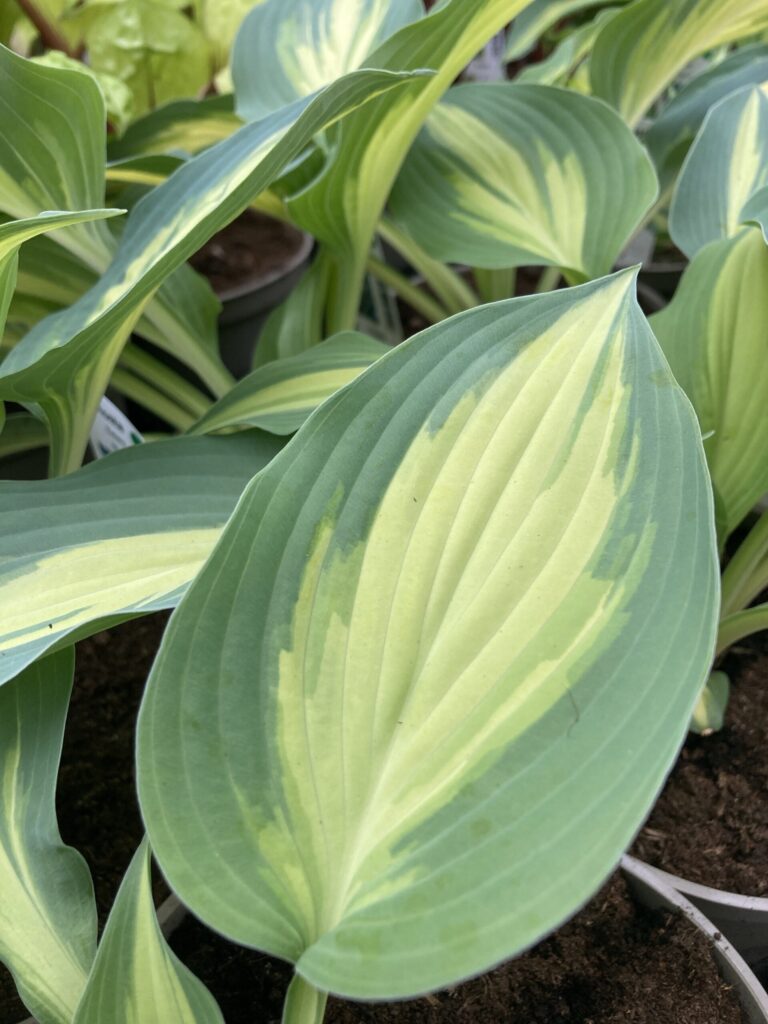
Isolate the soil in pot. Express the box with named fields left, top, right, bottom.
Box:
left=633, top=629, right=768, bottom=898
left=169, top=873, right=745, bottom=1024
left=0, top=612, right=170, bottom=1024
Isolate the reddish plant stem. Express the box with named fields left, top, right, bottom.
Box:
left=15, top=0, right=81, bottom=56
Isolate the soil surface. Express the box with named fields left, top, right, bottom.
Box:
left=170, top=873, right=744, bottom=1024
left=633, top=630, right=768, bottom=896
left=189, top=209, right=306, bottom=294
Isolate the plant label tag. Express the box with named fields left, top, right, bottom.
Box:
left=90, top=397, right=143, bottom=458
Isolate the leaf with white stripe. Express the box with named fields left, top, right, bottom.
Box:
left=138, top=271, right=718, bottom=1014
left=590, top=0, right=768, bottom=128
left=651, top=227, right=768, bottom=543
left=389, top=83, right=657, bottom=280
left=0, top=432, right=283, bottom=686
left=74, top=839, right=222, bottom=1024
left=191, top=332, right=389, bottom=436
left=0, top=649, right=96, bottom=1024
left=232, top=0, right=423, bottom=122
left=669, top=86, right=768, bottom=259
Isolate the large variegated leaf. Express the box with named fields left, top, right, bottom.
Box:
left=138, top=272, right=718, bottom=1007
left=651, top=227, right=768, bottom=543
left=503, top=0, right=629, bottom=60
left=73, top=839, right=222, bottom=1024
left=191, top=332, right=389, bottom=435
left=0, top=45, right=230, bottom=398
left=233, top=0, right=423, bottom=122
left=281, top=0, right=535, bottom=332
left=0, top=432, right=283, bottom=686
left=0, top=649, right=96, bottom=1024
left=0, top=66, right=422, bottom=474
left=669, top=86, right=768, bottom=259
left=389, top=83, right=657, bottom=280
left=645, top=44, right=768, bottom=188
left=590, top=0, right=768, bottom=127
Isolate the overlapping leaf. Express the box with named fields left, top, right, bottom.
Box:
left=515, top=7, right=620, bottom=87
left=669, top=85, right=768, bottom=259
left=192, top=332, right=389, bottom=435
left=390, top=83, right=657, bottom=279
left=138, top=272, right=718, bottom=1004
left=107, top=95, right=240, bottom=160
left=0, top=432, right=283, bottom=686
left=651, top=228, right=768, bottom=542
left=0, top=62, right=422, bottom=473
left=503, top=0, right=629, bottom=60
left=233, top=0, right=423, bottom=122
left=73, top=840, right=222, bottom=1024
left=590, top=0, right=768, bottom=127
left=0, top=650, right=96, bottom=1024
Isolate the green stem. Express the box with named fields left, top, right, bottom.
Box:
left=716, top=601, right=768, bottom=656
left=535, top=266, right=562, bottom=293
left=119, top=344, right=213, bottom=418
left=110, top=368, right=195, bottom=432
left=473, top=266, right=516, bottom=304
left=367, top=255, right=450, bottom=324
left=282, top=975, right=328, bottom=1024
left=721, top=509, right=768, bottom=616
left=377, top=219, right=479, bottom=314
left=326, top=255, right=367, bottom=335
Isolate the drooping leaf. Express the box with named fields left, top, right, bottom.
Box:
left=138, top=271, right=718, bottom=1003
left=590, top=0, right=768, bottom=127
left=504, top=0, right=629, bottom=60
left=73, top=839, right=222, bottom=1024
left=645, top=44, right=768, bottom=189
left=232, top=0, right=423, bottom=122
left=0, top=649, right=96, bottom=1024
left=0, top=432, right=283, bottom=686
left=669, top=85, right=768, bottom=259
left=107, top=94, right=240, bottom=161
left=0, top=45, right=231, bottom=398
left=0, top=64, right=423, bottom=474
left=191, top=332, right=389, bottom=435
left=390, top=83, right=657, bottom=280
left=651, top=227, right=768, bottom=542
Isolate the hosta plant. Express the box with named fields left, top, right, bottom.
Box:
left=0, top=0, right=767, bottom=1021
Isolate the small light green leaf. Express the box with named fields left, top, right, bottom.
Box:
left=0, top=432, right=283, bottom=686
left=690, top=671, right=729, bottom=735
left=389, top=83, right=658, bottom=280
left=669, top=86, right=768, bottom=259
left=0, top=63, right=421, bottom=474
left=590, top=0, right=768, bottom=127
left=138, top=271, right=718, bottom=1002
left=645, top=44, right=768, bottom=189
left=504, top=0, right=630, bottom=61
left=73, top=839, right=222, bottom=1024
left=516, top=7, right=621, bottom=87
left=198, top=0, right=265, bottom=73
left=232, top=0, right=423, bottom=122
left=32, top=50, right=135, bottom=135
left=0, top=649, right=96, bottom=1024
left=191, top=332, right=389, bottom=435
left=107, top=94, right=240, bottom=161
left=651, top=227, right=768, bottom=542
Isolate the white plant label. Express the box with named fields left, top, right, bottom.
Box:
left=90, top=397, right=143, bottom=458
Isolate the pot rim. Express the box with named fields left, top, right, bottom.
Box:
left=215, top=231, right=314, bottom=304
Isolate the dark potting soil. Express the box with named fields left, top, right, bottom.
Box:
left=189, top=209, right=306, bottom=294
left=170, top=873, right=745, bottom=1024
left=633, top=629, right=768, bottom=896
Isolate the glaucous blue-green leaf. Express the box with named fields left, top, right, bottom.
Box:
left=590, top=0, right=768, bottom=127
left=645, top=44, right=768, bottom=188
left=390, top=83, right=657, bottom=280
left=73, top=839, right=222, bottom=1024
left=651, top=228, right=768, bottom=542
left=669, top=86, right=768, bottom=259
left=0, top=65, right=422, bottom=474
left=232, top=0, right=423, bottom=122
left=515, top=7, right=620, bottom=86
left=107, top=94, right=240, bottom=160
left=0, top=432, right=283, bottom=686
left=282, top=0, right=536, bottom=332
left=503, top=0, right=629, bottom=60
left=138, top=271, right=718, bottom=1009
left=192, top=332, right=389, bottom=435
left=0, top=44, right=231, bottom=399
left=0, top=649, right=96, bottom=1024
